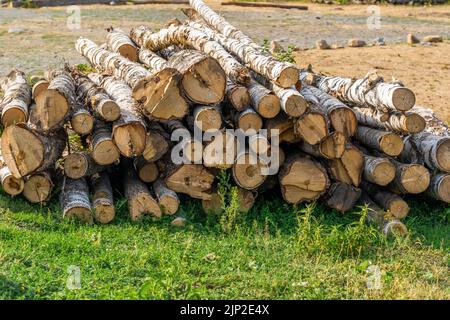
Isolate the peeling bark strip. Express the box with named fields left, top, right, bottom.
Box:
left=427, top=173, right=450, bottom=203
left=30, top=69, right=76, bottom=132
left=358, top=193, right=408, bottom=237
left=300, top=85, right=357, bottom=137
left=130, top=24, right=249, bottom=85
left=360, top=181, right=409, bottom=219
left=76, top=37, right=188, bottom=121
left=187, top=1, right=299, bottom=88
left=1, top=124, right=66, bottom=178
left=122, top=159, right=161, bottom=220
left=400, top=132, right=450, bottom=173
left=278, top=153, right=330, bottom=204
left=106, top=27, right=138, bottom=62
left=410, top=105, right=450, bottom=136
left=302, top=70, right=416, bottom=112
left=352, top=106, right=425, bottom=134
left=322, top=182, right=361, bottom=213
left=355, top=126, right=404, bottom=157
left=60, top=177, right=93, bottom=224
left=153, top=178, right=180, bottom=215
left=0, top=69, right=31, bottom=127
left=90, top=172, right=115, bottom=224
left=23, top=171, right=53, bottom=204
left=74, top=74, right=120, bottom=122
left=88, top=73, right=146, bottom=157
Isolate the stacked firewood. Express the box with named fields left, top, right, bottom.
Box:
left=0, top=0, right=449, bottom=235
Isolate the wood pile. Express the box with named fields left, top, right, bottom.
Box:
left=0, top=0, right=448, bottom=236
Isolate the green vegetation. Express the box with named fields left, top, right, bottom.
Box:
left=0, top=187, right=448, bottom=299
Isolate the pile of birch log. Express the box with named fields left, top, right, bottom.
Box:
left=0, top=0, right=449, bottom=235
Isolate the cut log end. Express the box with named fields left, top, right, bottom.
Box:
left=97, top=99, right=120, bottom=122
left=256, top=94, right=280, bottom=119
left=64, top=207, right=94, bottom=224
left=276, top=66, right=300, bottom=88
left=92, top=140, right=120, bottom=165
left=295, top=112, right=328, bottom=145
left=71, top=112, right=94, bottom=136
left=319, top=132, right=346, bottom=159
left=133, top=68, right=188, bottom=120
left=93, top=204, right=115, bottom=224
left=182, top=57, right=226, bottom=104
left=237, top=110, right=263, bottom=132
left=379, top=133, right=404, bottom=156
left=113, top=123, right=146, bottom=157
left=436, top=138, right=450, bottom=172
left=32, top=88, right=69, bottom=131
left=118, top=44, right=138, bottom=62
left=431, top=174, right=450, bottom=203
left=392, top=87, right=415, bottom=111
left=329, top=107, right=358, bottom=137
left=387, top=198, right=409, bottom=219
left=2, top=108, right=27, bottom=127
left=233, top=153, right=268, bottom=190
left=398, top=164, right=431, bottom=194
left=405, top=113, right=426, bottom=134
left=372, top=161, right=396, bottom=186
left=195, top=107, right=222, bottom=132
left=2, top=175, right=24, bottom=196
left=158, top=196, right=180, bottom=215
left=23, top=173, right=52, bottom=203
left=284, top=94, right=309, bottom=118
left=137, top=161, right=159, bottom=183
left=383, top=220, right=408, bottom=237
left=1, top=125, right=44, bottom=178
left=228, top=85, right=250, bottom=111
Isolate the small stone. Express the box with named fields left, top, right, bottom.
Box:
left=406, top=34, right=420, bottom=45
left=171, top=217, right=186, bottom=227
left=347, top=39, right=367, bottom=48
left=269, top=40, right=284, bottom=54
left=315, top=39, right=330, bottom=50
left=420, top=41, right=434, bottom=47
left=8, top=27, right=25, bottom=34
left=372, top=37, right=386, bottom=46
left=109, top=1, right=117, bottom=5
left=422, top=35, right=443, bottom=43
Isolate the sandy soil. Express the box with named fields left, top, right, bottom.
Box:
left=0, top=2, right=449, bottom=119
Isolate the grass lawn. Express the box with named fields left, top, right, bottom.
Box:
left=0, top=185, right=449, bottom=300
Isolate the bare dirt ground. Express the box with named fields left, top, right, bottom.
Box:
left=0, top=2, right=449, bottom=119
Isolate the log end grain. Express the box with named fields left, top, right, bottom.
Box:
left=237, top=109, right=263, bottom=132
left=392, top=87, right=415, bottom=111
left=319, top=132, right=346, bottom=160
left=372, top=160, right=396, bottom=186
left=71, top=111, right=94, bottom=136
left=97, top=99, right=121, bottom=122
left=276, top=66, right=300, bottom=88
left=379, top=132, right=404, bottom=156
left=436, top=138, right=450, bottom=172
left=329, top=107, right=358, bottom=137
left=64, top=153, right=88, bottom=179
left=284, top=93, right=308, bottom=118
left=113, top=122, right=146, bottom=157
left=32, top=88, right=69, bottom=131
left=92, top=140, right=120, bottom=165
left=137, top=161, right=159, bottom=183
left=256, top=93, right=281, bottom=119
left=2, top=174, right=24, bottom=196
left=93, top=204, right=115, bottom=224
left=398, top=164, right=431, bottom=194
left=2, top=107, right=27, bottom=127
left=232, top=152, right=268, bottom=190
left=295, top=112, right=328, bottom=145
left=405, top=113, right=426, bottom=134
left=383, top=220, right=408, bottom=237
left=23, top=173, right=53, bottom=203
left=228, top=85, right=250, bottom=111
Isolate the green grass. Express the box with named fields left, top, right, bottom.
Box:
left=0, top=188, right=448, bottom=300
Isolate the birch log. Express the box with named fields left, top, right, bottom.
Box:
left=1, top=124, right=66, bottom=178
left=122, top=159, right=161, bottom=220
left=360, top=181, right=409, bottom=219
left=358, top=193, right=408, bottom=236
left=355, top=126, right=404, bottom=157
left=186, top=1, right=299, bottom=88
left=0, top=155, right=24, bottom=196
left=400, top=133, right=450, bottom=173
left=328, top=144, right=364, bottom=187
left=322, top=181, right=361, bottom=212
left=106, top=27, right=138, bottom=62
left=278, top=153, right=330, bottom=204
left=30, top=69, right=76, bottom=132
left=0, top=69, right=31, bottom=126
left=302, top=70, right=416, bottom=112
left=362, top=155, right=396, bottom=186
left=353, top=106, right=425, bottom=134
left=300, top=85, right=358, bottom=137
left=74, top=73, right=120, bottom=122
left=76, top=37, right=188, bottom=120
left=233, top=151, right=269, bottom=190
left=153, top=178, right=180, bottom=215
left=23, top=171, right=53, bottom=204
left=90, top=172, right=115, bottom=224
left=427, top=173, right=450, bottom=203
left=88, top=73, right=146, bottom=157
left=60, top=177, right=93, bottom=224
left=226, top=79, right=250, bottom=112
left=130, top=24, right=250, bottom=85
left=410, top=105, right=450, bottom=137
left=87, top=120, right=120, bottom=165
